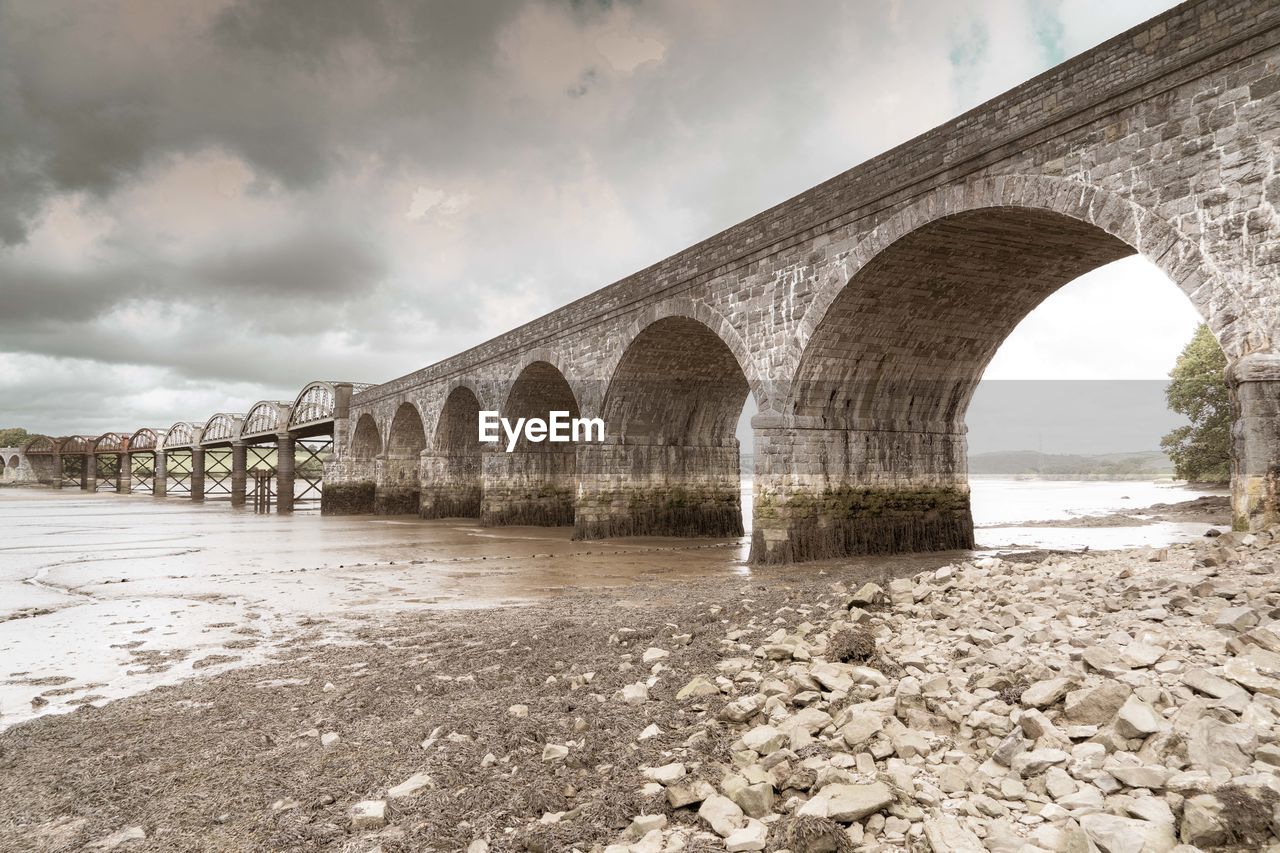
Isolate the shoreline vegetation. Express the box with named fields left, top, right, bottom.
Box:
left=7, top=495, right=1280, bottom=851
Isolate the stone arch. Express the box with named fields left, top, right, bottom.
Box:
left=377, top=401, right=425, bottom=514
left=575, top=311, right=752, bottom=539
left=757, top=176, right=1252, bottom=565
left=598, top=298, right=768, bottom=414
left=7, top=455, right=17, bottom=471
left=483, top=360, right=580, bottom=527
left=420, top=385, right=484, bottom=519
left=350, top=413, right=382, bottom=460
left=795, top=175, right=1266, bottom=366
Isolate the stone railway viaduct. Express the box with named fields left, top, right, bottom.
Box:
left=10, top=0, right=1280, bottom=564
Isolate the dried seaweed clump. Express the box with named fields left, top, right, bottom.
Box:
left=1216, top=784, right=1280, bottom=846
left=828, top=627, right=876, bottom=664
left=997, top=677, right=1031, bottom=706
left=769, top=815, right=856, bottom=853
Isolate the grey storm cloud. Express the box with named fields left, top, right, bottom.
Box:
left=0, top=0, right=1185, bottom=436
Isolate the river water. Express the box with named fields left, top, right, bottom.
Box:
left=0, top=478, right=1225, bottom=729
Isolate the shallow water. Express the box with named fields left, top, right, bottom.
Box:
left=0, top=478, right=1225, bottom=729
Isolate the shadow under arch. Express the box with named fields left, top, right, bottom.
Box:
left=482, top=360, right=581, bottom=527
left=421, top=384, right=485, bottom=519
left=576, top=313, right=752, bottom=540
left=378, top=401, right=426, bottom=515
left=758, top=179, right=1231, bottom=564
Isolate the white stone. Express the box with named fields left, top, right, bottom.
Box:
left=698, top=793, right=745, bottom=837
left=349, top=800, right=388, bottom=830
left=387, top=771, right=433, bottom=799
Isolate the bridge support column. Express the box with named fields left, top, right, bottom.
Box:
left=419, top=449, right=482, bottom=519
left=748, top=415, right=973, bottom=565
left=574, top=441, right=743, bottom=539
left=1228, top=354, right=1280, bottom=531
left=118, top=453, right=131, bottom=494
left=230, top=442, right=247, bottom=508
left=276, top=433, right=295, bottom=514
left=51, top=454, right=63, bottom=490
left=480, top=446, right=576, bottom=527
left=191, top=448, right=205, bottom=502
left=375, top=453, right=420, bottom=515
left=84, top=454, right=96, bottom=492
left=153, top=451, right=167, bottom=497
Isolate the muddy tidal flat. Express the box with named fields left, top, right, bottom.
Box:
left=4, top=485, right=1280, bottom=851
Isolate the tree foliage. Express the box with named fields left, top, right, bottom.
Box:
left=0, top=427, right=32, bottom=447
left=1160, top=324, right=1231, bottom=483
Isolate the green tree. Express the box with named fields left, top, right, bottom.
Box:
left=0, top=427, right=31, bottom=447
left=1160, top=324, right=1231, bottom=483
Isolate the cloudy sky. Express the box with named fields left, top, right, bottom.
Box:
left=0, top=0, right=1197, bottom=449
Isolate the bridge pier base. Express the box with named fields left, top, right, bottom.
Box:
left=1229, top=355, right=1280, bottom=531
left=118, top=453, right=131, bottom=494
left=153, top=452, right=167, bottom=497
left=84, top=454, right=96, bottom=492
left=191, top=449, right=205, bottom=501
left=419, top=450, right=481, bottom=519
left=276, top=433, right=295, bottom=514
left=230, top=442, right=247, bottom=508
left=374, top=454, right=419, bottom=515
left=574, top=442, right=743, bottom=539
left=748, top=417, right=974, bottom=565
left=480, top=448, right=575, bottom=527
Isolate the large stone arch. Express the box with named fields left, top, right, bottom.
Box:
left=752, top=175, right=1268, bottom=564
left=593, top=298, right=769, bottom=414
left=420, top=384, right=485, bottom=519
left=575, top=310, right=752, bottom=540
left=377, top=401, right=426, bottom=515
left=794, top=175, right=1268, bottom=368
left=481, top=359, right=580, bottom=527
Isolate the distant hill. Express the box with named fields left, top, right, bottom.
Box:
left=968, top=450, right=1174, bottom=480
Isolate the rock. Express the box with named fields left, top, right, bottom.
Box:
left=638, top=723, right=661, bottom=740
left=729, top=782, right=773, bottom=818
left=1223, top=656, right=1280, bottom=697
left=1214, top=606, right=1259, bottom=631
left=840, top=712, right=884, bottom=747
left=542, top=743, right=569, bottom=761
left=642, top=762, right=686, bottom=784
left=922, top=815, right=985, bottom=852
left=1182, top=668, right=1249, bottom=709
left=1010, top=748, right=1069, bottom=777
left=724, top=818, right=768, bottom=852
left=641, top=647, right=669, bottom=664
left=1179, top=793, right=1228, bottom=847
left=1184, top=717, right=1256, bottom=774
left=466, top=841, right=488, bottom=853
left=742, top=724, right=787, bottom=754
left=719, top=694, right=765, bottom=722
left=1065, top=681, right=1132, bottom=725
left=508, top=704, right=529, bottom=717
left=849, top=583, right=887, bottom=607
left=1079, top=813, right=1176, bottom=853
left=627, top=814, right=667, bottom=837
left=698, top=793, right=745, bottom=837
left=387, top=771, right=433, bottom=799
left=349, top=800, right=388, bottom=830
left=1021, top=677, right=1074, bottom=709
left=667, top=779, right=716, bottom=808
left=87, top=827, right=146, bottom=850
left=1115, top=695, right=1165, bottom=738
left=676, top=676, right=719, bottom=699
left=799, top=781, right=894, bottom=823
left=1120, top=642, right=1165, bottom=668
left=320, top=731, right=340, bottom=748
left=621, top=682, right=650, bottom=704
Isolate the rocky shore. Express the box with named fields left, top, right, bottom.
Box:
left=3, top=521, right=1280, bottom=852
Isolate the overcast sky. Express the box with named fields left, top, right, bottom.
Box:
left=0, top=0, right=1196, bottom=448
